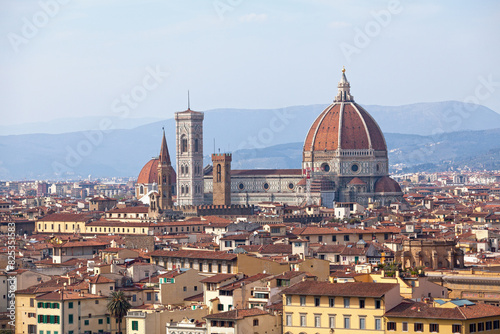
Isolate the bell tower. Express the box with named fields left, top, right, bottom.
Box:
left=158, top=129, right=173, bottom=209
left=175, top=107, right=204, bottom=205
left=212, top=153, right=232, bottom=206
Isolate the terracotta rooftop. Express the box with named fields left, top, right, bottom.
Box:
left=385, top=300, right=500, bottom=320
left=149, top=249, right=237, bottom=261
left=200, top=274, right=236, bottom=284
left=38, top=213, right=92, bottom=222
left=282, top=281, right=398, bottom=298
left=204, top=308, right=269, bottom=320
left=37, top=290, right=106, bottom=301
left=88, top=274, right=115, bottom=284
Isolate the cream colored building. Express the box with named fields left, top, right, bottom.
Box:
left=126, top=304, right=207, bottom=334
left=204, top=308, right=280, bottom=334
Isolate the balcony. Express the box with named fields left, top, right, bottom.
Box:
left=127, top=311, right=146, bottom=318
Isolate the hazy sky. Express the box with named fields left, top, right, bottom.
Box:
left=1, top=0, right=499, bottom=126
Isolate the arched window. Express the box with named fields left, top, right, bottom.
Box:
left=162, top=175, right=167, bottom=183
left=194, top=138, right=199, bottom=153
left=181, top=136, right=188, bottom=153
left=181, top=186, right=184, bottom=194
left=216, top=164, right=222, bottom=182
left=181, top=165, right=185, bottom=174
left=186, top=166, right=189, bottom=174
left=139, top=185, right=144, bottom=194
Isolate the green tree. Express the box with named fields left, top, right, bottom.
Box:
left=107, top=291, right=131, bottom=334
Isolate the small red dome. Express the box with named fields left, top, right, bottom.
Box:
left=375, top=176, right=401, bottom=193
left=348, top=177, right=366, bottom=185
left=137, top=158, right=176, bottom=184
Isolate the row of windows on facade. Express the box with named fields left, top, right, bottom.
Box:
left=388, top=320, right=499, bottom=333
left=180, top=164, right=202, bottom=176
left=210, top=319, right=260, bottom=327
left=285, top=314, right=382, bottom=330
left=179, top=184, right=202, bottom=194
left=35, top=330, right=105, bottom=334
left=89, top=227, right=147, bottom=233
left=39, top=314, right=109, bottom=324
left=235, top=182, right=295, bottom=191
left=307, top=233, right=390, bottom=242
left=180, top=137, right=200, bottom=154
left=284, top=316, right=500, bottom=332
left=169, top=261, right=232, bottom=274
left=286, top=295, right=381, bottom=309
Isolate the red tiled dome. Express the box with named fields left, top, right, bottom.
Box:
left=375, top=176, right=402, bottom=193
left=304, top=69, right=386, bottom=153
left=348, top=177, right=366, bottom=185
left=137, top=158, right=176, bottom=184
left=304, top=102, right=386, bottom=152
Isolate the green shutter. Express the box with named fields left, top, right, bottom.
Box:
left=132, top=321, right=138, bottom=331
left=68, top=314, right=73, bottom=324
left=38, top=302, right=43, bottom=308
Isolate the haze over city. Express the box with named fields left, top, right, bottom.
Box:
left=1, top=0, right=499, bottom=127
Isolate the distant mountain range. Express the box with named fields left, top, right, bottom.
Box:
left=1, top=101, right=500, bottom=180
left=0, top=116, right=163, bottom=136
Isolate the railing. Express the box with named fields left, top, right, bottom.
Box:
left=127, top=311, right=146, bottom=318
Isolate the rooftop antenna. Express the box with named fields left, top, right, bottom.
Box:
left=187, top=90, right=190, bottom=110
left=213, top=138, right=216, bottom=154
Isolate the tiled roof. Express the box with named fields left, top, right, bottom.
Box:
left=88, top=274, right=115, bottom=284
left=107, top=207, right=149, bottom=213
left=295, top=226, right=400, bottom=236
left=282, top=281, right=398, bottom=298
left=38, top=213, right=92, bottom=222
left=53, top=240, right=109, bottom=248
left=271, top=271, right=306, bottom=280
left=304, top=102, right=386, bottom=152
left=204, top=308, right=269, bottom=320
left=200, top=274, right=236, bottom=283
left=37, top=290, right=106, bottom=301
left=259, top=244, right=292, bottom=255
left=149, top=249, right=237, bottom=261
left=385, top=300, right=500, bottom=320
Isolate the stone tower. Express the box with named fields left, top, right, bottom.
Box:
left=212, top=153, right=232, bottom=206
left=175, top=108, right=204, bottom=205
left=158, top=129, right=173, bottom=209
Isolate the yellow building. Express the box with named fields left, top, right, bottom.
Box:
left=15, top=292, right=38, bottom=334
left=34, top=290, right=115, bottom=334
left=36, top=213, right=91, bottom=234
left=385, top=299, right=500, bottom=334
left=282, top=281, right=402, bottom=333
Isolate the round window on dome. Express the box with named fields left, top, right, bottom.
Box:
left=351, top=163, right=360, bottom=173
left=238, top=183, right=244, bottom=190
left=263, top=183, right=270, bottom=190
left=288, top=183, right=294, bottom=190
left=321, top=163, right=330, bottom=172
